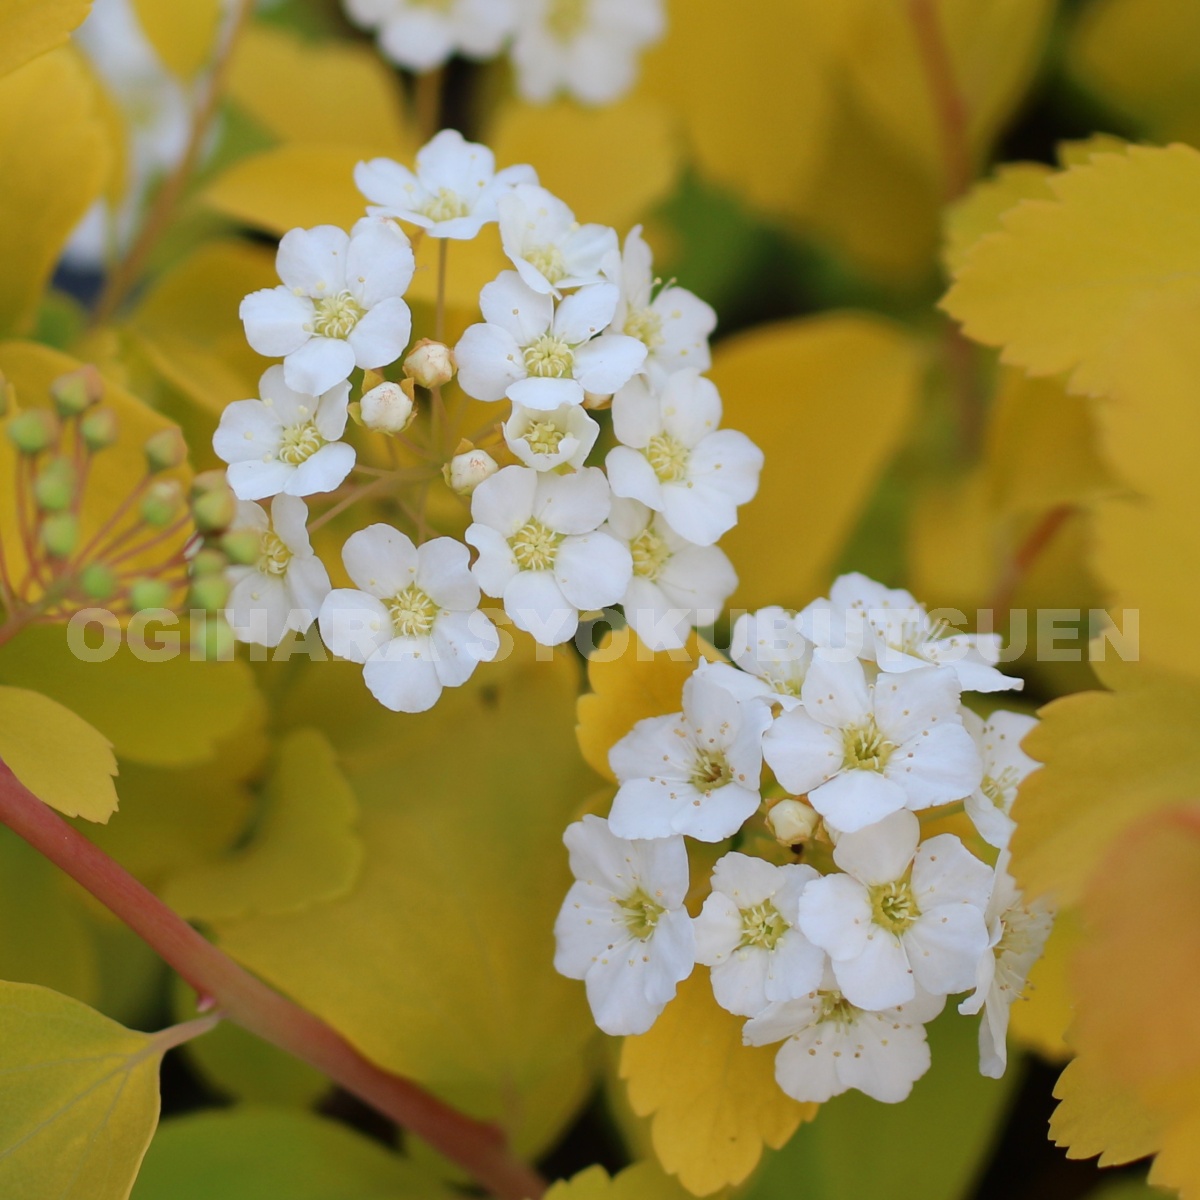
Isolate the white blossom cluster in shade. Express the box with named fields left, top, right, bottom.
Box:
left=211, top=128, right=760, bottom=712
left=343, top=0, right=665, bottom=106
left=555, top=575, right=1054, bottom=1105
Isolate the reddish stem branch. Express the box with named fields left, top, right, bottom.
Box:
left=907, top=0, right=973, bottom=201
left=0, top=761, right=545, bottom=1200
left=989, top=504, right=1075, bottom=618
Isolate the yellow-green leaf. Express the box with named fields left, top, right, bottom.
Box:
left=1051, top=1055, right=1163, bottom=1168
left=0, top=48, right=111, bottom=334
left=0, top=982, right=169, bottom=1199
left=620, top=972, right=815, bottom=1195
left=0, top=686, right=118, bottom=822
left=0, top=0, right=92, bottom=80
left=131, top=0, right=221, bottom=80
left=1006, top=904, right=1080, bottom=1063
left=546, top=1163, right=694, bottom=1200
left=942, top=162, right=1053, bottom=276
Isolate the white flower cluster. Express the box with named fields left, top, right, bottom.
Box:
left=211, top=129, right=759, bottom=711
left=555, top=575, right=1053, bottom=1103
left=343, top=0, right=665, bottom=106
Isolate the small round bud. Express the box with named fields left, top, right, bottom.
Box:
left=220, top=528, right=262, bottom=566
left=403, top=339, right=456, bottom=389
left=33, top=458, right=77, bottom=512
left=80, top=562, right=119, bottom=602
left=190, top=547, right=228, bottom=578
left=190, top=614, right=235, bottom=661
left=141, top=479, right=184, bottom=528
left=7, top=409, right=59, bottom=455
left=129, top=577, right=172, bottom=611
left=80, top=406, right=119, bottom=452
left=766, top=799, right=820, bottom=847
left=443, top=448, right=498, bottom=495
left=50, top=366, right=103, bottom=417
left=360, top=380, right=415, bottom=434
left=40, top=512, right=79, bottom=559
left=188, top=574, right=231, bottom=612
left=191, top=483, right=237, bottom=534
left=144, top=427, right=188, bottom=474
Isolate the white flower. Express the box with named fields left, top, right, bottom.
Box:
left=498, top=184, right=618, bottom=295
left=318, top=526, right=499, bottom=713
left=359, top=381, right=415, bottom=434
left=796, top=810, right=992, bottom=1010
left=607, top=665, right=770, bottom=843
left=602, top=497, right=736, bottom=652
left=456, top=271, right=645, bottom=411
left=694, top=853, right=825, bottom=1018
left=607, top=371, right=763, bottom=547
left=240, top=218, right=415, bottom=396
left=465, top=465, right=631, bottom=645
left=962, top=710, right=1039, bottom=850
left=554, top=815, right=694, bottom=1036
left=959, top=852, right=1053, bottom=1078
left=762, top=656, right=983, bottom=834
left=704, top=607, right=812, bottom=712
left=356, top=129, right=536, bottom=241
left=799, top=573, right=1022, bottom=693
left=607, top=226, right=716, bottom=388
left=743, top=973, right=945, bottom=1104
left=503, top=401, right=600, bottom=472
left=224, top=497, right=331, bottom=647
left=343, top=0, right=517, bottom=72
left=510, top=0, right=665, bottom=106
left=213, top=366, right=355, bottom=501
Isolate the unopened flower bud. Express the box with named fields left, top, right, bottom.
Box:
left=191, top=472, right=237, bottom=533
left=40, top=512, right=78, bottom=559
left=360, top=380, right=415, bottom=434
left=7, top=409, right=59, bottom=455
left=767, top=799, right=820, bottom=847
left=144, top=427, right=188, bottom=474
left=220, top=528, right=262, bottom=566
left=191, top=614, right=235, bottom=661
left=80, top=406, right=119, bottom=452
left=80, top=562, right=119, bottom=602
left=190, top=547, right=228, bottom=578
left=129, top=577, right=172, bottom=611
left=188, top=574, right=231, bottom=612
left=141, top=479, right=184, bottom=527
left=50, top=366, right=103, bottom=417
left=403, top=339, right=456, bottom=389
left=33, top=458, right=77, bottom=512
left=443, top=447, right=498, bottom=495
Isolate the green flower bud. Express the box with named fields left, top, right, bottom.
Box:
left=190, top=547, right=228, bottom=578
left=41, top=512, right=78, bottom=559
left=80, top=562, right=119, bottom=602
left=144, top=427, right=188, bottom=474
left=33, top=458, right=77, bottom=512
left=128, top=577, right=172, bottom=611
left=190, top=614, right=235, bottom=661
left=191, top=483, right=237, bottom=534
left=220, top=528, right=261, bottom=566
left=80, top=406, right=119, bottom=452
left=141, top=479, right=184, bottom=528
left=7, top=409, right=59, bottom=455
left=50, top=366, right=103, bottom=417
left=188, top=574, right=231, bottom=612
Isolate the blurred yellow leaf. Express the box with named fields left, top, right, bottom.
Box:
left=0, top=0, right=92, bottom=80
left=489, top=97, right=681, bottom=230
left=546, top=1163, right=695, bottom=1200
left=620, top=972, right=815, bottom=1196
left=576, top=629, right=720, bottom=783
left=942, top=162, right=1053, bottom=276
left=131, top=0, right=221, bottom=80
left=0, top=981, right=166, bottom=1199
left=1050, top=1055, right=1163, bottom=1168
left=943, top=143, right=1200, bottom=395
left=0, top=48, right=110, bottom=335
left=0, top=686, right=118, bottom=822
left=711, top=315, right=924, bottom=610
left=907, top=470, right=996, bottom=616
left=1007, top=905, right=1080, bottom=1062
left=164, top=729, right=363, bottom=922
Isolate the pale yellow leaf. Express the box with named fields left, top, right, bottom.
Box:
left=131, top=0, right=221, bottom=80
left=1051, top=1055, right=1163, bottom=1167
left=546, top=1163, right=695, bottom=1200
left=0, top=0, right=92, bottom=79
left=942, top=162, right=1054, bottom=276
left=1006, top=905, right=1079, bottom=1063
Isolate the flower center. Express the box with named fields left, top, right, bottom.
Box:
left=980, top=766, right=1021, bottom=810
left=523, top=420, right=567, bottom=455
left=545, top=0, right=589, bottom=40
left=312, top=290, right=365, bottom=339
left=624, top=306, right=665, bottom=350
left=421, top=186, right=470, bottom=222
left=525, top=244, right=568, bottom=284
left=817, top=991, right=858, bottom=1029
left=509, top=518, right=562, bottom=571
left=739, top=900, right=788, bottom=951
left=690, top=747, right=732, bottom=792
left=523, top=333, right=575, bottom=379
left=842, top=718, right=896, bottom=773
left=630, top=527, right=672, bottom=581
left=619, top=886, right=665, bottom=940
left=869, top=878, right=921, bottom=934
left=646, top=433, right=690, bottom=483
left=259, top=529, right=292, bottom=577
left=278, top=421, right=324, bottom=466
left=386, top=583, right=438, bottom=637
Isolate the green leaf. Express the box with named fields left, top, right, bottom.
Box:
left=132, top=1108, right=460, bottom=1200
left=0, top=685, right=118, bottom=822
left=745, top=1008, right=1017, bottom=1200
left=0, top=982, right=170, bottom=1200
left=0, top=0, right=93, bottom=80
left=546, top=1163, right=695, bottom=1200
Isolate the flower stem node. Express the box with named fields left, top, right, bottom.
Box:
left=188, top=574, right=231, bottom=613
left=141, top=479, right=185, bottom=528
left=7, top=409, right=60, bottom=455
left=220, top=528, right=262, bottom=566
left=33, top=458, right=78, bottom=512
left=79, top=562, right=119, bottom=602
left=50, top=366, right=103, bottom=417
left=444, top=447, right=499, bottom=495
left=40, top=512, right=79, bottom=559
left=144, top=427, right=188, bottom=473
left=80, top=406, right=119, bottom=452
left=767, top=798, right=820, bottom=847
left=191, top=471, right=238, bottom=533
left=359, top=380, right=416, bottom=434
left=403, top=339, right=456, bottom=389
left=129, top=578, right=172, bottom=611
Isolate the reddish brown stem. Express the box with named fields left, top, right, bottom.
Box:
left=0, top=760, right=546, bottom=1200
left=907, top=0, right=973, bottom=201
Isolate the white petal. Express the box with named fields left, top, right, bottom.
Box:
left=318, top=589, right=393, bottom=663
left=284, top=441, right=355, bottom=497
left=832, top=933, right=915, bottom=1010
left=904, top=903, right=990, bottom=995
left=659, top=371, right=722, bottom=446
left=347, top=216, right=415, bottom=306
left=276, top=225, right=349, bottom=294
left=341, top=524, right=419, bottom=596
left=416, top=537, right=479, bottom=610
left=888, top=723, right=983, bottom=810
left=832, top=809, right=921, bottom=886
left=873, top=665, right=963, bottom=744
left=762, top=708, right=842, bottom=795
left=465, top=524, right=519, bottom=597
left=240, top=287, right=312, bottom=358
left=535, top=466, right=611, bottom=535
left=555, top=531, right=632, bottom=610
left=363, top=640, right=444, bottom=712
left=796, top=874, right=872, bottom=960
left=809, top=769, right=908, bottom=834
left=503, top=570, right=577, bottom=645
left=801, top=654, right=872, bottom=729
left=574, top=333, right=648, bottom=396
left=226, top=459, right=293, bottom=501
left=911, top=834, right=993, bottom=910
left=346, top=297, right=412, bottom=370
left=456, top=322, right=526, bottom=402
left=470, top=465, right=537, bottom=534
left=507, top=376, right=584, bottom=411
left=213, top=399, right=281, bottom=467
left=432, top=609, right=498, bottom=687
left=478, top=270, right=553, bottom=344
left=283, top=337, right=357, bottom=396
